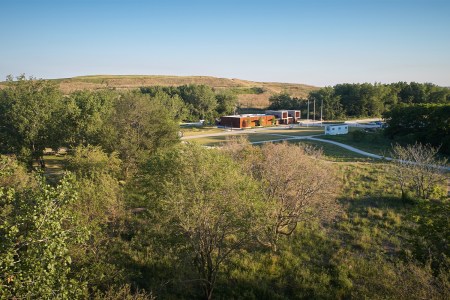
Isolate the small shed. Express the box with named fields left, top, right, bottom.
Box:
left=324, top=124, right=348, bottom=135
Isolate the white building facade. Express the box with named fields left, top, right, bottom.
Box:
left=324, top=124, right=349, bottom=135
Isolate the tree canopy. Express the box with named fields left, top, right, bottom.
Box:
left=0, top=75, right=62, bottom=163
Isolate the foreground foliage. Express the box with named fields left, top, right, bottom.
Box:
left=0, top=156, right=88, bottom=299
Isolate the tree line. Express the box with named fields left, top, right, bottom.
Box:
left=269, top=82, right=450, bottom=119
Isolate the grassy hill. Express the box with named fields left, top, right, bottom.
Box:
left=0, top=75, right=318, bottom=109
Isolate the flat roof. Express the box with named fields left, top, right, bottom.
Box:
left=221, top=114, right=273, bottom=118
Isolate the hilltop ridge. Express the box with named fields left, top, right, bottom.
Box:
left=1, top=75, right=318, bottom=109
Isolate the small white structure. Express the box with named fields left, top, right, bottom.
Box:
left=324, top=124, right=348, bottom=135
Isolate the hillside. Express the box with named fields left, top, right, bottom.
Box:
left=0, top=75, right=318, bottom=109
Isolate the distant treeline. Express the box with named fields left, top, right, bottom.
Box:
left=269, top=82, right=450, bottom=119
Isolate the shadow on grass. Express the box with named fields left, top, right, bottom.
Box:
left=340, top=196, right=412, bottom=213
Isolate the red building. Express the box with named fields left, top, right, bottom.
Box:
left=220, top=114, right=275, bottom=129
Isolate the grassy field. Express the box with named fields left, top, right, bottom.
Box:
left=290, top=140, right=373, bottom=162
left=180, top=127, right=225, bottom=137
left=189, top=133, right=291, bottom=146
left=320, top=128, right=394, bottom=156
left=261, top=127, right=324, bottom=136
left=334, top=161, right=412, bottom=256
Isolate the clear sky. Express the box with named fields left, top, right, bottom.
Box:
left=1, top=0, right=449, bottom=86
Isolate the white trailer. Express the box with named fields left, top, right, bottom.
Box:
left=324, top=124, right=349, bottom=135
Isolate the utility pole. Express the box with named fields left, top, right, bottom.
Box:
left=307, top=99, right=310, bottom=121
left=320, top=98, right=323, bottom=126
left=313, top=99, right=316, bottom=122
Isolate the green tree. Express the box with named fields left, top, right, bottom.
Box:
left=106, top=91, right=180, bottom=176
left=390, top=143, right=447, bottom=200
left=60, top=90, right=116, bottom=147
left=384, top=104, right=450, bottom=154
left=0, top=156, right=88, bottom=299
left=139, top=144, right=265, bottom=299
left=0, top=75, right=62, bottom=164
left=252, top=143, right=339, bottom=251
left=216, top=91, right=238, bottom=115
left=308, top=87, right=344, bottom=120
left=178, top=84, right=218, bottom=122
left=153, top=91, right=189, bottom=121
left=140, top=87, right=189, bottom=120
left=65, top=145, right=126, bottom=294
left=268, top=92, right=302, bottom=110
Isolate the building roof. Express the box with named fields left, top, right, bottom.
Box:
left=325, top=124, right=348, bottom=127
left=221, top=114, right=271, bottom=118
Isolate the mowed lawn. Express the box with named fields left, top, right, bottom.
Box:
left=319, top=129, right=394, bottom=156
left=288, top=140, right=373, bottom=162
left=261, top=126, right=324, bottom=136
left=180, top=126, right=225, bottom=137
left=189, top=133, right=296, bottom=146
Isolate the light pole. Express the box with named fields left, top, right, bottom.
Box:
left=313, top=99, right=316, bottom=123
left=307, top=99, right=310, bottom=121
left=306, top=99, right=310, bottom=127
left=320, top=98, right=323, bottom=126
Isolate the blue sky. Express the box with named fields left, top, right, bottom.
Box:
left=1, top=0, right=449, bottom=86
